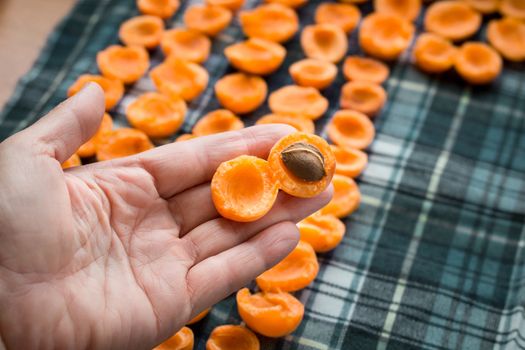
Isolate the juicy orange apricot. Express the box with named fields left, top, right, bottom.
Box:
left=150, top=58, right=209, bottom=101
left=96, top=128, right=154, bottom=161
left=211, top=155, right=278, bottom=222
left=268, top=132, right=335, bottom=198
left=331, top=145, right=368, bottom=178
left=187, top=308, right=211, bottom=325
left=487, top=17, right=525, bottom=62
left=359, top=13, right=415, bottom=60
left=340, top=81, right=387, bottom=117
left=320, top=174, right=361, bottom=218
left=126, top=92, right=186, bottom=138
left=500, top=0, right=525, bottom=20
left=424, top=1, right=482, bottom=42
left=175, top=133, right=197, bottom=142
left=184, top=4, right=233, bottom=37
left=62, top=153, right=81, bottom=169
left=161, top=28, right=211, bottom=64
left=68, top=75, right=124, bottom=111
left=256, top=240, right=319, bottom=292
left=240, top=4, right=299, bottom=43
left=224, top=38, right=286, bottom=75
left=236, top=288, right=304, bottom=338
left=464, top=0, right=500, bottom=14
left=298, top=213, right=346, bottom=252
left=269, top=85, right=329, bottom=120
left=265, top=0, right=307, bottom=9
left=206, top=325, right=259, bottom=350
left=374, top=0, right=422, bottom=22
left=315, top=2, right=361, bottom=33
left=137, top=0, right=180, bottom=19
left=289, top=58, right=338, bottom=90
left=328, top=110, right=375, bottom=150
left=205, top=0, right=245, bottom=11
left=192, top=109, right=244, bottom=136
left=342, top=56, right=390, bottom=84
left=97, top=45, right=149, bottom=84
left=301, top=24, right=348, bottom=63
left=256, top=113, right=315, bottom=134
left=413, top=33, right=457, bottom=73
left=454, top=42, right=502, bottom=84
left=119, top=15, right=164, bottom=49
left=154, top=327, right=193, bottom=350
left=77, top=113, right=113, bottom=158
left=215, top=73, right=267, bottom=114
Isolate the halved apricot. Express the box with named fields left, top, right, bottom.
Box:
left=205, top=0, right=245, bottom=11
left=175, top=133, right=197, bottom=142
left=119, top=15, right=164, bottom=49
left=424, top=1, right=481, bottom=42
left=138, top=0, right=180, bottom=19
left=211, top=155, right=278, bottom=222
left=465, top=0, right=500, bottom=14
left=340, top=81, right=387, bottom=117
left=269, top=85, right=328, bottom=120
left=126, top=92, right=186, bottom=138
left=256, top=113, right=315, bottom=134
left=320, top=174, right=361, bottom=218
left=264, top=0, right=307, bottom=8
left=187, top=308, right=211, bottom=325
left=214, top=73, right=267, bottom=114
left=256, top=240, right=319, bottom=292
left=298, top=213, right=346, bottom=252
left=96, top=128, right=154, bottom=161
left=206, top=325, right=259, bottom=350
left=154, top=327, right=193, bottom=350
left=315, top=3, right=361, bottom=33
left=150, top=58, right=209, bottom=101
left=97, top=45, right=149, bottom=84
left=224, top=38, right=286, bottom=75
left=192, top=109, right=244, bottom=136
left=327, top=110, right=375, bottom=150
left=68, top=75, right=124, bottom=111
left=331, top=145, right=368, bottom=178
left=374, top=0, right=421, bottom=22
left=487, top=17, right=525, bottom=62
left=454, top=42, right=502, bottom=84
left=342, top=56, right=390, bottom=84
left=62, top=153, right=81, bottom=169
left=413, top=33, right=457, bottom=73
left=359, top=13, right=415, bottom=60
left=289, top=58, right=338, bottom=90
left=236, top=288, right=304, bottom=338
left=77, top=113, right=113, bottom=158
left=239, top=4, right=299, bottom=43
left=500, top=0, right=525, bottom=20
left=268, top=132, right=335, bottom=198
left=301, top=24, right=348, bottom=63
left=184, top=4, right=233, bottom=37
left=161, top=28, right=211, bottom=64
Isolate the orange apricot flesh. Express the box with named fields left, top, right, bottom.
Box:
left=205, top=0, right=245, bottom=11
left=175, top=134, right=197, bottom=142
left=500, top=0, right=525, bottom=20
left=225, top=38, right=286, bottom=75
left=328, top=110, right=375, bottom=150
left=301, top=24, right=348, bottom=63
left=315, top=2, right=361, bottom=33
left=487, top=17, right=525, bottom=62
left=236, top=288, right=304, bottom=338
left=161, top=28, right=211, bottom=64
left=192, top=109, right=244, bottom=136
left=374, top=0, right=422, bottom=22
left=320, top=174, right=361, bottom=218
left=154, top=327, right=193, bottom=350
left=331, top=145, right=368, bottom=178
left=342, top=56, right=390, bottom=84
left=264, top=0, right=308, bottom=8
left=187, top=308, right=211, bottom=325
left=215, top=73, right=267, bottom=114
left=62, top=153, right=81, bottom=169
left=137, top=0, right=180, bottom=19
left=340, top=81, right=387, bottom=117
left=150, top=58, right=209, bottom=101
left=97, top=45, right=149, bottom=84
left=96, top=128, right=154, bottom=161
left=413, top=33, right=457, bottom=73
left=269, top=85, right=328, bottom=120
left=77, top=113, right=113, bottom=158
left=211, top=155, right=278, bottom=222
left=206, top=325, right=259, bottom=350
left=289, top=58, right=338, bottom=90
left=454, top=42, right=502, bottom=85
left=240, top=4, right=299, bottom=43
left=464, top=0, right=500, bottom=14
left=298, top=213, right=346, bottom=252
left=256, top=113, right=315, bottom=134
left=184, top=4, right=233, bottom=37
left=68, top=75, right=124, bottom=111
left=119, top=15, right=164, bottom=49
left=424, top=1, right=482, bottom=42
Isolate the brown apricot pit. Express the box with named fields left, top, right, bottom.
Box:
left=280, top=142, right=326, bottom=182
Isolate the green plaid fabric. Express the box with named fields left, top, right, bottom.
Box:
left=1, top=0, right=525, bottom=349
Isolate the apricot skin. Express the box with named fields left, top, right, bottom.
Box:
left=328, top=110, right=376, bottom=150
left=119, top=15, right=164, bottom=49
left=215, top=73, right=267, bottom=114
left=206, top=325, right=260, bottom=350
left=412, top=33, right=457, bottom=74
left=289, top=59, right=338, bottom=90
left=487, top=17, right=525, bottom=62
left=184, top=4, right=233, bottom=37
left=150, top=59, right=209, bottom=101
left=424, top=1, right=482, bottom=42
left=320, top=174, right=361, bottom=218
left=315, top=2, right=361, bottom=33
left=340, top=81, right=387, bottom=117
left=269, top=85, right=329, bottom=120
left=154, top=326, right=193, bottom=350
left=454, top=42, right=502, bottom=85
left=343, top=56, right=390, bottom=84
left=240, top=4, right=299, bottom=43
left=225, top=38, right=286, bottom=76
left=97, top=45, right=149, bottom=84
left=298, top=213, right=346, bottom=252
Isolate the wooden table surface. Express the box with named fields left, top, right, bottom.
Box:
left=0, top=0, right=75, bottom=109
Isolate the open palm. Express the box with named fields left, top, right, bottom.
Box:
left=0, top=84, right=330, bottom=349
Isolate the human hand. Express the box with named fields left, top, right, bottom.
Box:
left=0, top=84, right=331, bottom=349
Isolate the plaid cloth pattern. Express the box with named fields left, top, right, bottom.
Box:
left=1, top=0, right=525, bottom=349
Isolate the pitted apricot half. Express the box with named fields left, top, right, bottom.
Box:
left=264, top=0, right=307, bottom=8
left=96, top=128, right=154, bottom=161
left=68, top=75, right=124, bottom=111
left=465, top=0, right=500, bottom=14
left=487, top=17, right=525, bottom=62
left=215, top=73, right=267, bottom=114
left=175, top=133, right=197, bottom=142
left=374, top=0, right=422, bottom=22
left=301, top=24, right=348, bottom=63
left=211, top=156, right=278, bottom=222
left=150, top=58, right=209, bottom=101
left=500, top=0, right=525, bottom=20
left=184, top=4, right=233, bottom=37
left=126, top=92, right=186, bottom=138
left=298, top=213, right=346, bottom=252
left=315, top=2, right=361, bottom=33
left=119, top=15, right=164, bottom=49
left=62, top=154, right=81, bottom=169
left=161, top=28, right=211, bottom=64
left=269, top=85, right=328, bottom=120
left=240, top=4, right=299, bottom=43
left=331, top=145, right=368, bottom=178
left=320, top=174, right=361, bottom=218
left=256, top=113, right=315, bottom=134
left=268, top=132, right=335, bottom=198
left=289, top=59, right=338, bottom=90
left=77, top=113, right=113, bottom=158
left=224, top=38, right=286, bottom=76
left=206, top=325, right=259, bottom=350
left=137, top=0, right=180, bottom=18
left=424, top=1, right=481, bottom=42
left=154, top=327, right=193, bottom=350
left=205, top=0, right=245, bottom=11
left=256, top=240, right=319, bottom=292
left=413, top=33, right=457, bottom=74
left=192, top=109, right=244, bottom=136
left=328, top=110, right=375, bottom=150
left=236, top=288, right=304, bottom=338
left=187, top=308, right=211, bottom=325
left=359, top=13, right=414, bottom=60
left=340, top=81, right=387, bottom=117
left=454, top=42, right=502, bottom=85
left=342, top=56, right=390, bottom=84
left=97, top=45, right=149, bottom=84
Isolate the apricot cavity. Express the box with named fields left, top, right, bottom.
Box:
left=289, top=59, right=338, bottom=90
left=331, top=145, right=368, bottom=178
left=454, top=42, right=502, bottom=84
left=119, top=15, right=164, bottom=49
left=96, top=128, right=153, bottom=161
left=161, top=28, right=211, bottom=64
left=184, top=4, right=233, bottom=37
left=215, top=73, right=267, bottom=114
left=150, top=58, right=209, bottom=101
left=225, top=38, right=286, bottom=75
left=487, top=17, right=525, bottom=62
left=269, top=85, right=328, bottom=120
left=413, top=33, right=457, bottom=73
left=343, top=56, right=390, bottom=84
left=206, top=325, right=259, bottom=350
left=424, top=1, right=482, bottom=42
left=328, top=110, right=375, bottom=150
left=154, top=327, right=193, bottom=350
left=137, top=0, right=180, bottom=19
left=315, top=2, right=361, bottom=33
left=240, top=4, right=299, bottom=43
left=192, top=109, right=244, bottom=136
left=298, top=213, right=346, bottom=252
left=301, top=24, right=348, bottom=63
left=340, top=81, right=387, bottom=117
left=97, top=45, right=149, bottom=84
left=68, top=75, right=124, bottom=111
left=320, top=174, right=361, bottom=218
left=256, top=113, right=315, bottom=134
